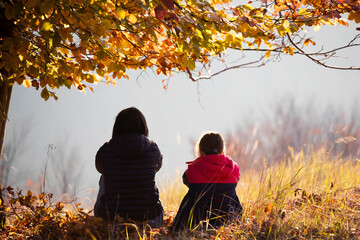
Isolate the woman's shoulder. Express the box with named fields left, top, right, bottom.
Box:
left=141, top=135, right=160, bottom=151
left=111, top=134, right=162, bottom=155
left=147, top=139, right=162, bottom=156
left=96, top=142, right=110, bottom=157
left=149, top=141, right=160, bottom=151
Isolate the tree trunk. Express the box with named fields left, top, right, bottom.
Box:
left=0, top=83, right=13, bottom=161
left=1, top=0, right=15, bottom=164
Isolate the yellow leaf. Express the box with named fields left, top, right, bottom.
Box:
left=282, top=20, right=290, bottom=29
left=128, top=14, right=137, bottom=24
left=243, top=4, right=254, bottom=10
left=106, top=0, right=115, bottom=10
left=298, top=8, right=308, bottom=15
left=314, top=24, right=321, bottom=32
left=22, top=79, right=32, bottom=88
left=288, top=46, right=294, bottom=55
left=265, top=50, right=271, bottom=59
left=185, top=58, right=196, bottom=70
left=117, top=8, right=126, bottom=19
left=94, top=74, right=101, bottom=83
left=41, top=21, right=53, bottom=31
left=246, top=41, right=255, bottom=49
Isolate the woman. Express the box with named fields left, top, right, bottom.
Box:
left=94, top=107, right=164, bottom=228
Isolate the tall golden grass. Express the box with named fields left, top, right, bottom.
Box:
left=160, top=148, right=360, bottom=239
left=1, top=148, right=359, bottom=239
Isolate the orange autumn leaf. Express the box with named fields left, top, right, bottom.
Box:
left=264, top=202, right=274, bottom=213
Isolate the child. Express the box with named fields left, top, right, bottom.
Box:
left=171, top=132, right=242, bottom=231
left=94, top=107, right=164, bottom=228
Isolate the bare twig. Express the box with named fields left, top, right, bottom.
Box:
left=186, top=56, right=267, bottom=81
left=287, top=33, right=360, bottom=70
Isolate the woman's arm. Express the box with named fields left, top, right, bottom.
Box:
left=95, top=144, right=107, bottom=174
left=156, top=154, right=163, bottom=172
left=152, top=142, right=162, bottom=172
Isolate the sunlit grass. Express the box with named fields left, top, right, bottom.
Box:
left=231, top=147, right=360, bottom=239
left=158, top=169, right=188, bottom=211
left=164, top=147, right=360, bottom=239
left=1, top=148, right=360, bottom=239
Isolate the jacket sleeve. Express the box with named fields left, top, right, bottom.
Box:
left=156, top=154, right=163, bottom=172
left=235, top=162, right=240, bottom=182
left=182, top=171, right=189, bottom=187
left=95, top=144, right=107, bottom=174
left=152, top=142, right=162, bottom=172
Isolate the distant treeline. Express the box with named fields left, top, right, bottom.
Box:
left=225, top=97, right=360, bottom=170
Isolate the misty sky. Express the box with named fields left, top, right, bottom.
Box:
left=3, top=24, right=360, bottom=207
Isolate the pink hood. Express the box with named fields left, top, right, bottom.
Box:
left=185, top=154, right=240, bottom=184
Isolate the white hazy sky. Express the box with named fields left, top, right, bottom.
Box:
left=3, top=24, right=360, bottom=206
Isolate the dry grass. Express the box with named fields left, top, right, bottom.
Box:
left=233, top=148, right=360, bottom=239
left=1, top=148, right=360, bottom=239
left=162, top=148, right=360, bottom=239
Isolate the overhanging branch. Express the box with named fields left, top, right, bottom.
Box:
left=187, top=56, right=267, bottom=81
left=286, top=33, right=360, bottom=70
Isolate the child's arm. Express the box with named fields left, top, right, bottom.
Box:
left=182, top=172, right=189, bottom=187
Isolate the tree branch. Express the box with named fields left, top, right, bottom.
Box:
left=286, top=33, right=360, bottom=70
left=186, top=56, right=267, bottom=81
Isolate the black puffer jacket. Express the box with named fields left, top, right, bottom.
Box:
left=95, top=134, right=163, bottom=221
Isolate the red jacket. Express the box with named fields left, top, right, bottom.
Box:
left=171, top=154, right=242, bottom=230
left=185, top=154, right=240, bottom=184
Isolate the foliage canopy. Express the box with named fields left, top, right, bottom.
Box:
left=1, top=0, right=360, bottom=100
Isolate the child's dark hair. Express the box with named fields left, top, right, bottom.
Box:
left=112, top=107, right=149, bottom=137
left=197, top=132, right=225, bottom=156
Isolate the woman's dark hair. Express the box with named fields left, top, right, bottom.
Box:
left=197, top=132, right=225, bottom=156
left=112, top=107, right=149, bottom=137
